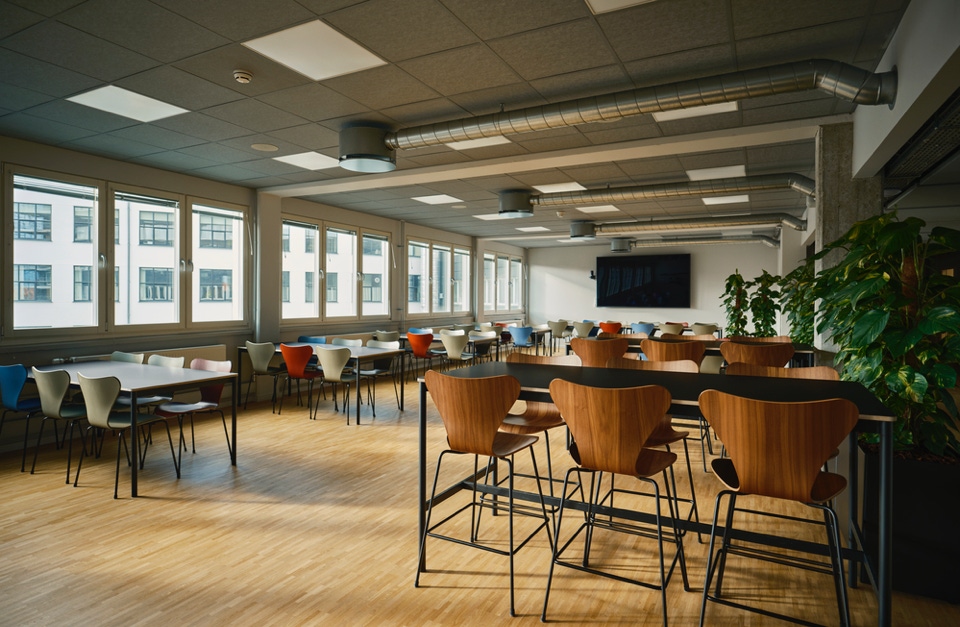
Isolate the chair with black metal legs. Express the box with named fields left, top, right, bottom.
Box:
left=543, top=379, right=689, bottom=625
left=697, top=390, right=859, bottom=627
left=416, top=370, right=552, bottom=617
left=74, top=374, right=180, bottom=499
left=244, top=340, right=286, bottom=412
left=359, top=340, right=400, bottom=415
left=156, top=358, right=233, bottom=467
left=30, top=367, right=87, bottom=484
left=0, top=364, right=42, bottom=472
left=278, top=344, right=323, bottom=417
left=315, top=345, right=358, bottom=421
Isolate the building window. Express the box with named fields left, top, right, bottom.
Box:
left=74, top=265, right=92, bottom=302
left=139, top=267, right=174, bottom=301
left=362, top=238, right=383, bottom=256
left=199, top=269, right=232, bottom=301
left=281, top=271, right=290, bottom=303
left=199, top=214, right=233, bottom=249
left=305, top=232, right=315, bottom=253
left=74, top=206, right=93, bottom=242
left=14, top=203, right=52, bottom=241
left=326, top=272, right=338, bottom=302
left=115, top=267, right=120, bottom=302
left=305, top=272, right=314, bottom=303
left=408, top=275, right=421, bottom=303
left=115, top=208, right=120, bottom=244
left=362, top=274, right=382, bottom=302
left=139, top=211, right=174, bottom=246
left=326, top=232, right=338, bottom=254
left=14, top=264, right=52, bottom=301
left=282, top=224, right=290, bottom=252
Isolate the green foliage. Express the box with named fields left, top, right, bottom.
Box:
left=812, top=213, right=960, bottom=458
left=721, top=270, right=748, bottom=337
left=746, top=269, right=781, bottom=337
left=780, top=260, right=816, bottom=344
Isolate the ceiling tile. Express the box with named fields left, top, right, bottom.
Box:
left=597, top=0, right=731, bottom=61
left=152, top=111, right=250, bottom=141
left=488, top=18, right=618, bottom=81
left=266, top=124, right=339, bottom=150
left=324, top=65, right=439, bottom=110
left=0, top=48, right=100, bottom=98
left=202, top=98, right=309, bottom=132
left=109, top=124, right=207, bottom=150
left=174, top=44, right=312, bottom=97
left=257, top=83, right=369, bottom=122
left=151, top=0, right=317, bottom=41
left=442, top=0, right=590, bottom=39
left=116, top=66, right=244, bottom=111
left=399, top=44, right=522, bottom=95
left=0, top=0, right=44, bottom=38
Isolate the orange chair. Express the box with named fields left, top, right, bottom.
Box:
left=569, top=337, right=629, bottom=367
left=278, top=344, right=323, bottom=417
left=406, top=332, right=435, bottom=380
left=598, top=321, right=622, bottom=335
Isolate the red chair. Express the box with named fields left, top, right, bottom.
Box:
left=598, top=321, right=622, bottom=335
left=278, top=344, right=323, bottom=417
left=406, top=333, right=435, bottom=380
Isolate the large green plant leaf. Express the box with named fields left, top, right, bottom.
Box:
left=918, top=306, right=960, bottom=335
left=876, top=218, right=923, bottom=255
left=850, top=309, right=890, bottom=347
left=885, top=366, right=928, bottom=403
left=885, top=327, right=923, bottom=357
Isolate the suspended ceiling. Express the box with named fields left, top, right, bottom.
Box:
left=3, top=0, right=949, bottom=249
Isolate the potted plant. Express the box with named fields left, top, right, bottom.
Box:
left=811, top=212, right=960, bottom=602
left=746, top=269, right=781, bottom=337
left=721, top=270, right=749, bottom=337
left=779, top=260, right=815, bottom=345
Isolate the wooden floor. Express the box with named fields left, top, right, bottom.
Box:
left=1, top=374, right=957, bottom=626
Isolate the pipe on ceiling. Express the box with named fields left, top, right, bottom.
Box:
left=383, top=59, right=896, bottom=151
left=628, top=234, right=781, bottom=249
left=568, top=212, right=805, bottom=239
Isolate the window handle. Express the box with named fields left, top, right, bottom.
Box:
left=98, top=254, right=106, bottom=270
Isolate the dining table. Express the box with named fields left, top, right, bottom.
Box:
left=32, top=359, right=238, bottom=498
left=417, top=361, right=896, bottom=627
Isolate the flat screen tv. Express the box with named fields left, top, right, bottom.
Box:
left=596, top=253, right=691, bottom=308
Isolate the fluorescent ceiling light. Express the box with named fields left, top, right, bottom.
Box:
left=577, top=205, right=621, bottom=214
left=445, top=136, right=511, bottom=150
left=243, top=20, right=386, bottom=81
left=516, top=226, right=550, bottom=232
left=273, top=152, right=340, bottom=170
left=67, top=86, right=188, bottom=122
left=533, top=182, right=586, bottom=193
left=686, top=165, right=746, bottom=181
left=702, top=194, right=750, bottom=205
left=555, top=238, right=580, bottom=243
left=474, top=213, right=514, bottom=221
left=586, top=0, right=658, bottom=15
left=653, top=101, right=738, bottom=122
left=413, top=194, right=462, bottom=205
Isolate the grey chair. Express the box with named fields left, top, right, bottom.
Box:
left=156, top=358, right=233, bottom=466
left=115, top=353, right=183, bottom=410
left=360, top=340, right=401, bottom=414
left=316, top=346, right=358, bottom=421
left=244, top=340, right=286, bottom=412
left=30, top=367, right=87, bottom=484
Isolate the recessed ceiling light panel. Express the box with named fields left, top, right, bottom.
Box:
left=702, top=194, right=750, bottom=205
left=445, top=136, right=511, bottom=150
left=474, top=214, right=513, bottom=221
left=67, top=86, right=188, bottom=122
left=686, top=165, right=746, bottom=181
left=586, top=0, right=658, bottom=15
left=516, top=226, right=550, bottom=232
left=533, top=182, right=586, bottom=194
left=577, top=205, right=621, bottom=214
left=653, top=101, right=739, bottom=122
left=273, top=152, right=340, bottom=170
left=413, top=194, right=462, bottom=205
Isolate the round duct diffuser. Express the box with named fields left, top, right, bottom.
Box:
left=339, top=125, right=396, bottom=173
left=498, top=189, right=534, bottom=218
left=570, top=221, right=596, bottom=239
left=610, top=238, right=633, bottom=253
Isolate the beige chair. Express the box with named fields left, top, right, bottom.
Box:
left=546, top=320, right=570, bottom=353
left=569, top=337, right=629, bottom=368
left=720, top=340, right=794, bottom=367
left=110, top=351, right=143, bottom=364
left=360, top=340, right=401, bottom=414
left=244, top=340, right=286, bottom=412
left=691, top=323, right=719, bottom=336
left=316, top=346, right=358, bottom=420
left=373, top=330, right=400, bottom=342
left=571, top=321, right=596, bottom=338
left=30, top=368, right=87, bottom=484
left=438, top=332, right=471, bottom=370
left=659, top=322, right=685, bottom=335
left=698, top=391, right=858, bottom=627
left=543, top=379, right=688, bottom=623
left=417, top=370, right=550, bottom=617
left=331, top=337, right=363, bottom=347
left=156, top=358, right=233, bottom=466
left=116, top=353, right=183, bottom=409
left=74, top=374, right=179, bottom=499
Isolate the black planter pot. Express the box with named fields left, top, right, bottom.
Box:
left=862, top=448, right=960, bottom=604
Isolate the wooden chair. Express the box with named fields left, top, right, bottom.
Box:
left=417, top=371, right=551, bottom=617
left=698, top=390, right=859, bottom=627
left=569, top=337, right=629, bottom=367
left=724, top=363, right=838, bottom=380
left=641, top=337, right=706, bottom=365
left=720, top=340, right=794, bottom=367
left=543, top=380, right=689, bottom=624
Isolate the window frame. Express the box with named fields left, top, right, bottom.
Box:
left=406, top=237, right=471, bottom=318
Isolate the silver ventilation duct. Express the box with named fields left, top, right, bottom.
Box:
left=628, top=234, right=780, bottom=249
left=594, top=212, right=805, bottom=236
left=382, top=59, right=896, bottom=151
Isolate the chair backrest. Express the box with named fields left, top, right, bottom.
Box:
left=367, top=340, right=400, bottom=369
left=407, top=332, right=435, bottom=358
left=659, top=323, right=684, bottom=335
left=572, top=321, right=596, bottom=338
left=547, top=320, right=568, bottom=336
left=641, top=338, right=706, bottom=365
left=373, top=330, right=400, bottom=342
left=298, top=335, right=327, bottom=344
left=147, top=354, right=184, bottom=368
left=440, top=333, right=470, bottom=360
left=0, top=364, right=29, bottom=410
left=725, top=363, right=839, bottom=381
left=331, top=337, right=363, bottom=347
left=699, top=390, right=859, bottom=502
left=190, top=358, right=232, bottom=404
left=691, top=323, right=719, bottom=336
left=550, top=379, right=671, bottom=475
left=408, top=327, right=432, bottom=334
left=316, top=346, right=352, bottom=382
left=720, top=341, right=795, bottom=367
left=425, top=370, right=521, bottom=456
left=725, top=335, right=793, bottom=343
left=469, top=331, right=497, bottom=357
left=110, top=351, right=144, bottom=364
left=454, top=323, right=476, bottom=334
left=630, top=322, right=656, bottom=336
left=32, top=368, right=73, bottom=419
left=508, top=326, right=534, bottom=346
left=246, top=341, right=279, bottom=374
left=569, top=337, right=629, bottom=368
left=660, top=332, right=717, bottom=342
left=469, top=330, right=497, bottom=340
left=280, top=343, right=315, bottom=378
left=439, top=328, right=465, bottom=336
left=606, top=356, right=700, bottom=373
left=78, top=374, right=121, bottom=430
left=507, top=352, right=582, bottom=366
left=598, top=321, right=622, bottom=334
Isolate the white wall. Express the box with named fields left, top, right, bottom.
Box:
left=528, top=242, right=778, bottom=331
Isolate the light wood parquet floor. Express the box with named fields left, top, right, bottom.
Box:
left=1, top=372, right=958, bottom=626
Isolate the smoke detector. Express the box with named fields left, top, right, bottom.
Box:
left=233, top=69, right=253, bottom=84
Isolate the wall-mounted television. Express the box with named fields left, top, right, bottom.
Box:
left=596, top=253, right=691, bottom=308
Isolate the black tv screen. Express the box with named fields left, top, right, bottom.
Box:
left=596, top=254, right=691, bottom=308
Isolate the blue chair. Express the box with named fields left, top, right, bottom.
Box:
left=508, top=326, right=536, bottom=353
left=631, top=322, right=656, bottom=336
left=584, top=320, right=601, bottom=337
left=0, top=364, right=43, bottom=472
left=297, top=335, right=326, bottom=344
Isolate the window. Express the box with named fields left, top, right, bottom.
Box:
left=453, top=248, right=471, bottom=313
left=139, top=267, right=173, bottom=302
left=74, top=265, right=92, bottom=302
left=432, top=245, right=451, bottom=313
left=14, top=264, right=52, bottom=301
left=74, top=206, right=93, bottom=242
left=281, top=271, right=290, bottom=302
left=497, top=255, right=509, bottom=311
left=199, top=269, right=232, bottom=301
left=362, top=238, right=383, bottom=255
left=362, top=274, right=382, bottom=302
left=281, top=220, right=319, bottom=320
left=326, top=272, right=338, bottom=302
left=408, top=275, right=421, bottom=302
left=483, top=253, right=496, bottom=311
left=484, top=252, right=523, bottom=312
left=305, top=231, right=315, bottom=253
left=14, top=203, right=52, bottom=241
left=305, top=272, right=314, bottom=303
left=407, top=241, right=429, bottom=314
left=327, top=232, right=338, bottom=254
left=114, top=267, right=119, bottom=302
left=115, top=208, right=120, bottom=244
left=282, top=224, right=291, bottom=252
left=139, top=210, right=174, bottom=246
left=510, top=257, right=523, bottom=310
left=199, top=214, right=233, bottom=249
left=407, top=239, right=468, bottom=316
